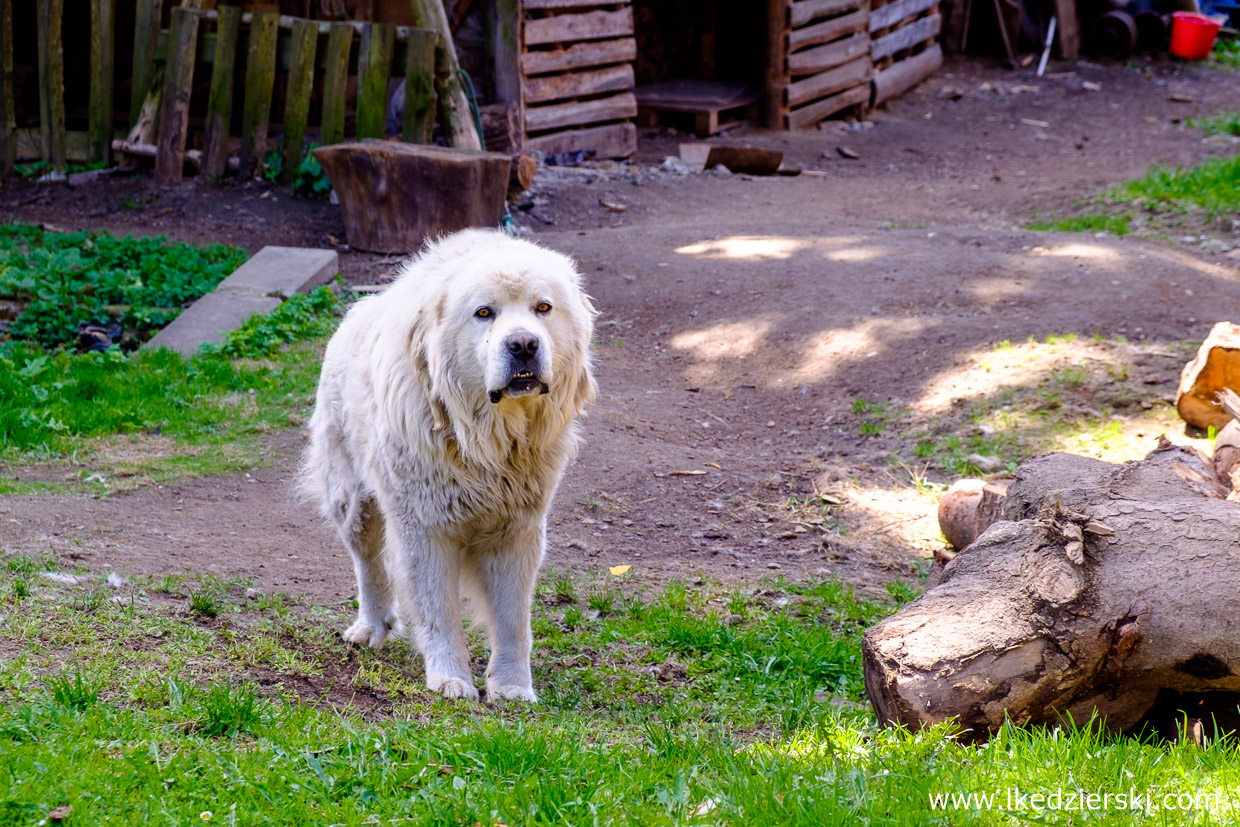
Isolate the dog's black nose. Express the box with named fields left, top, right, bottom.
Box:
left=505, top=333, right=539, bottom=361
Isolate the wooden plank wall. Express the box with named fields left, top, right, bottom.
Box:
left=775, top=0, right=872, bottom=130
left=868, top=0, right=942, bottom=105
left=519, top=0, right=637, bottom=159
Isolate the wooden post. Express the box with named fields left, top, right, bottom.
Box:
left=203, top=5, right=240, bottom=179
left=130, top=0, right=163, bottom=128
left=320, top=22, right=352, bottom=147
left=89, top=0, right=115, bottom=165
left=407, top=0, right=482, bottom=150
left=0, top=0, right=14, bottom=179
left=402, top=28, right=438, bottom=143
left=36, top=0, right=66, bottom=170
left=281, top=18, right=319, bottom=182
left=238, top=10, right=278, bottom=179
left=356, top=22, right=395, bottom=140
left=1054, top=0, right=1080, bottom=60
left=765, top=0, right=788, bottom=129
left=155, top=6, right=199, bottom=182
left=491, top=0, right=522, bottom=148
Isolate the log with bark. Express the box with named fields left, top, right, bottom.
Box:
left=864, top=439, right=1240, bottom=743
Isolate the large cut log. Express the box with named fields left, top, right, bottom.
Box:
left=1177, top=321, right=1240, bottom=429
left=864, top=441, right=1240, bottom=743
left=314, top=140, right=511, bottom=254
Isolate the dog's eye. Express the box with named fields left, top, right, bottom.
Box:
left=535, top=301, right=552, bottom=314
left=475, top=306, right=493, bottom=319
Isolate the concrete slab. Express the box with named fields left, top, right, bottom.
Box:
left=145, top=246, right=339, bottom=357
left=220, top=246, right=339, bottom=297
left=146, top=292, right=283, bottom=356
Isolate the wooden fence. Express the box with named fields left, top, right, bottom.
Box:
left=0, top=0, right=444, bottom=183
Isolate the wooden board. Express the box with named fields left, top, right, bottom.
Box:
left=36, top=0, right=66, bottom=170
left=786, top=81, right=868, bottom=128
left=870, top=0, right=937, bottom=31
left=524, top=8, right=633, bottom=46
left=281, top=18, right=318, bottom=181
left=203, top=5, right=239, bottom=178
left=1054, top=0, right=1080, bottom=60
left=633, top=79, right=760, bottom=110
left=785, top=55, right=870, bottom=107
left=89, top=0, right=114, bottom=165
left=402, top=28, right=438, bottom=143
left=872, top=42, right=941, bottom=104
left=522, top=121, right=635, bottom=158
left=130, top=0, right=162, bottom=127
left=520, top=37, right=636, bottom=75
left=871, top=13, right=940, bottom=60
left=524, top=91, right=636, bottom=132
left=356, top=22, right=395, bottom=139
left=787, top=31, right=869, bottom=75
left=523, top=0, right=626, bottom=8
left=155, top=7, right=198, bottom=182
left=239, top=11, right=278, bottom=179
left=790, top=9, right=870, bottom=50
left=524, top=63, right=634, bottom=104
left=320, top=23, right=353, bottom=148
left=790, top=0, right=866, bottom=27
left=0, top=0, right=14, bottom=177
left=766, top=0, right=788, bottom=129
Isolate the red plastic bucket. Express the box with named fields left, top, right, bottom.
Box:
left=1169, top=11, right=1221, bottom=60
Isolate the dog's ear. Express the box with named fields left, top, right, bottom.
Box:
left=408, top=312, right=449, bottom=431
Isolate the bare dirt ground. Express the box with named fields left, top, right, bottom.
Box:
left=3, top=56, right=1240, bottom=606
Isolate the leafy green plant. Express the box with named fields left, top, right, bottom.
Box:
left=262, top=149, right=284, bottom=182
left=198, top=679, right=265, bottom=737
left=0, top=224, right=247, bottom=350
left=291, top=145, right=332, bottom=199
left=203, top=285, right=343, bottom=358
left=1189, top=111, right=1240, bottom=137
left=1212, top=36, right=1240, bottom=69
left=47, top=670, right=100, bottom=711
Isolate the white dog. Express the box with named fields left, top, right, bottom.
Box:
left=303, top=229, right=596, bottom=702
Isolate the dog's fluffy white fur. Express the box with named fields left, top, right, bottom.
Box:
left=303, top=229, right=596, bottom=701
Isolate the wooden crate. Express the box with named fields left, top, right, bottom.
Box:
left=770, top=0, right=873, bottom=130
left=868, top=0, right=942, bottom=105
left=519, top=0, right=637, bottom=159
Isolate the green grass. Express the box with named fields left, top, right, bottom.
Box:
left=1189, top=111, right=1240, bottom=137
left=1027, top=212, right=1132, bottom=236
left=0, top=224, right=247, bottom=349
left=1212, top=36, right=1240, bottom=69
left=1, top=567, right=1238, bottom=825
left=0, top=286, right=344, bottom=483
left=1114, top=155, right=1240, bottom=220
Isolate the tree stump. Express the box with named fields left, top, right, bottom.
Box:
left=1177, top=321, right=1240, bottom=429
left=314, top=140, right=512, bottom=254
left=864, top=441, right=1240, bottom=743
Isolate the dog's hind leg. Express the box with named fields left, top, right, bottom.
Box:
left=339, top=498, right=396, bottom=649
left=466, top=521, right=543, bottom=703
left=386, top=519, right=479, bottom=701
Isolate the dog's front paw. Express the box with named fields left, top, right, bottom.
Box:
left=487, top=682, right=538, bottom=703
left=428, top=675, right=480, bottom=701
left=342, top=615, right=391, bottom=649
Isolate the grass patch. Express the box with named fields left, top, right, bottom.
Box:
left=0, top=224, right=247, bottom=349
left=0, top=287, right=345, bottom=485
left=1027, top=212, right=1131, bottom=235
left=1114, top=155, right=1240, bottom=221
left=1, top=568, right=1238, bottom=824
left=1212, top=36, right=1240, bottom=70
left=1189, top=111, right=1240, bottom=137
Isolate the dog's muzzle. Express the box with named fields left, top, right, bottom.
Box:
left=488, top=332, right=550, bottom=403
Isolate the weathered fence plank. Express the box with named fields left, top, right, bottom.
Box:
left=356, top=22, right=394, bottom=140
left=0, top=0, right=14, bottom=178
left=203, top=4, right=239, bottom=178
left=89, top=0, right=115, bottom=165
left=155, top=6, right=199, bottom=182
left=320, top=22, right=352, bottom=147
left=36, top=0, right=66, bottom=170
left=280, top=18, right=318, bottom=181
left=238, top=10, right=278, bottom=179
left=402, top=28, right=438, bottom=143
left=131, top=0, right=163, bottom=127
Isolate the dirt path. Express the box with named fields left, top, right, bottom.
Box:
left=3, top=56, right=1239, bottom=603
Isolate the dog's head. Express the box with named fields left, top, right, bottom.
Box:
left=404, top=231, right=596, bottom=421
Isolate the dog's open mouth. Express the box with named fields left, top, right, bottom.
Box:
left=489, top=371, right=550, bottom=403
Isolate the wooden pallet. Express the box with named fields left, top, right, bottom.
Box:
left=634, top=80, right=760, bottom=136
left=770, top=0, right=872, bottom=130
left=869, top=0, right=942, bottom=105
left=519, top=0, right=637, bottom=159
